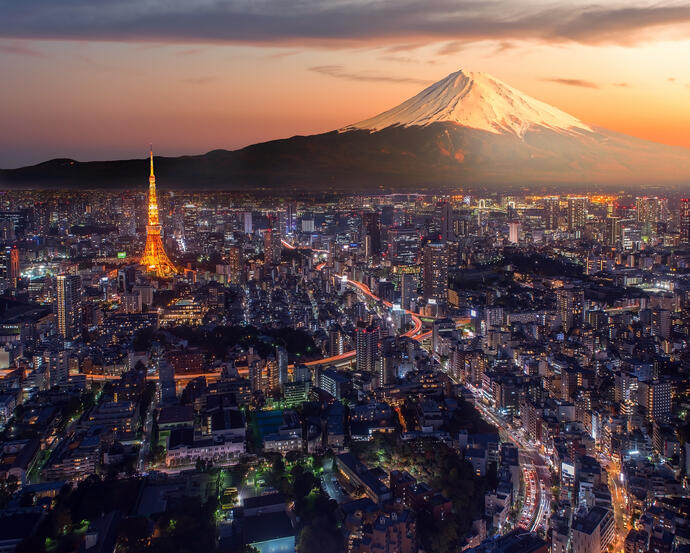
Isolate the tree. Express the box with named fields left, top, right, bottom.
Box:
left=117, top=516, right=150, bottom=550
left=0, top=475, right=19, bottom=508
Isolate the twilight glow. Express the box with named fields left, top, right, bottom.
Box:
left=1, top=0, right=690, bottom=167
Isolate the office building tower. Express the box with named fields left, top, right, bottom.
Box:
left=276, top=346, right=288, bottom=388
left=286, top=202, right=297, bottom=235
left=361, top=211, right=382, bottom=256
left=56, top=274, right=82, bottom=340
left=681, top=198, right=690, bottom=244
left=605, top=216, right=621, bottom=246
left=454, top=217, right=469, bottom=237
left=422, top=242, right=449, bottom=304
left=388, top=226, right=419, bottom=265
left=243, top=211, right=253, bottom=234
left=508, top=221, right=520, bottom=244
left=263, top=228, right=281, bottom=265
left=8, top=245, right=19, bottom=288
left=355, top=321, right=380, bottom=373
left=435, top=201, right=454, bottom=241
left=399, top=271, right=418, bottom=311
left=567, top=197, right=588, bottom=232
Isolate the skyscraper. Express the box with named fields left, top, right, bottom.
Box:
left=56, top=274, right=82, bottom=340
left=286, top=202, right=297, bottom=235
left=227, top=245, right=244, bottom=284
left=276, top=346, right=288, bottom=388
left=361, top=211, right=381, bottom=256
left=243, top=211, right=253, bottom=234
left=140, top=149, right=177, bottom=277
left=423, top=242, right=449, bottom=304
left=508, top=221, right=520, bottom=244
left=680, top=198, right=689, bottom=244
left=605, top=216, right=621, bottom=246
left=389, top=226, right=419, bottom=265
left=355, top=321, right=380, bottom=373
left=399, top=270, right=419, bottom=311
left=567, top=197, right=587, bottom=232
left=641, top=380, right=671, bottom=422
left=264, top=228, right=281, bottom=265
left=434, top=201, right=454, bottom=242
left=8, top=245, right=19, bottom=288
left=542, top=197, right=560, bottom=230
left=636, top=196, right=669, bottom=237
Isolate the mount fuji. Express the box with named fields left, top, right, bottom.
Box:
left=3, top=69, right=690, bottom=191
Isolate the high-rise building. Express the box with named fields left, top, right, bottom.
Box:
left=159, top=360, right=177, bottom=404
left=434, top=201, right=454, bottom=242
left=556, top=287, right=584, bottom=333
left=571, top=506, right=615, bottom=553
left=508, top=221, right=520, bottom=244
left=605, top=216, right=621, bottom=246
left=399, top=270, right=419, bottom=311
left=56, top=274, right=82, bottom=340
left=120, top=193, right=137, bottom=236
left=8, top=245, right=19, bottom=288
left=355, top=321, right=380, bottom=373
left=43, top=348, right=69, bottom=388
left=263, top=228, right=281, bottom=265
left=388, top=226, right=419, bottom=265
left=542, top=197, right=560, bottom=230
left=635, top=196, right=669, bottom=236
left=227, top=245, right=244, bottom=284
left=276, top=346, right=288, bottom=388
left=243, top=211, right=253, bottom=234
left=422, top=242, right=448, bottom=304
left=140, top=149, right=177, bottom=277
left=328, top=326, right=345, bottom=356
left=680, top=198, right=690, bottom=244
left=286, top=202, right=297, bottom=235
left=567, top=197, right=588, bottom=232
left=361, top=211, right=382, bottom=256
left=641, top=380, right=671, bottom=422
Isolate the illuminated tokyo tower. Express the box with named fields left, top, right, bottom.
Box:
left=140, top=148, right=177, bottom=277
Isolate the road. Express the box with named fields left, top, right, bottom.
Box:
left=600, top=456, right=630, bottom=552
left=460, top=382, right=551, bottom=535
left=137, top=384, right=158, bottom=473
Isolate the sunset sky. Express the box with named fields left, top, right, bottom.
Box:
left=2, top=0, right=690, bottom=168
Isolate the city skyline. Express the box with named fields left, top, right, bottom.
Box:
left=2, top=4, right=690, bottom=553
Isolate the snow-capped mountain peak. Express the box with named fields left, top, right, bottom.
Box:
left=344, top=69, right=592, bottom=137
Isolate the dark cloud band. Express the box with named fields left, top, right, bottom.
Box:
left=2, top=1, right=690, bottom=47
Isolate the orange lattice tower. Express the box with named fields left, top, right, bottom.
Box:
left=140, top=148, right=177, bottom=277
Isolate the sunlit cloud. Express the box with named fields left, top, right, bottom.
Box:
left=309, top=65, right=432, bottom=85
left=543, top=77, right=600, bottom=89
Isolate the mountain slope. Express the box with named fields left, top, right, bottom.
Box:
left=2, top=69, right=690, bottom=191
left=345, top=70, right=591, bottom=137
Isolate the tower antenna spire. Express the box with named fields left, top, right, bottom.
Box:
left=141, top=146, right=177, bottom=277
